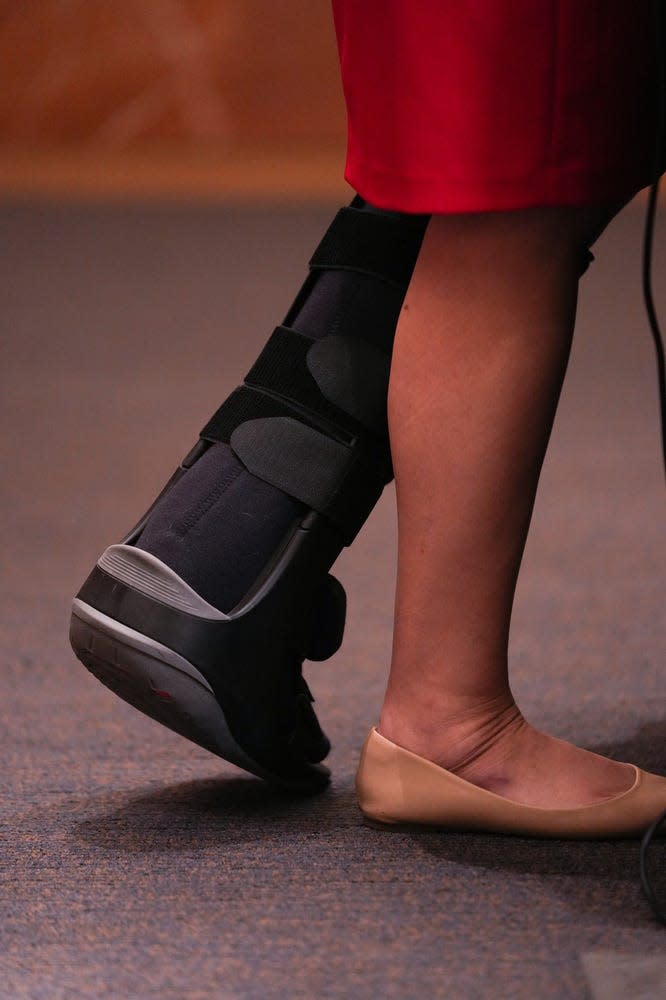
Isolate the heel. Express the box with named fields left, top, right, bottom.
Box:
left=70, top=598, right=264, bottom=776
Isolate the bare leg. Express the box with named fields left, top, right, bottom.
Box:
left=379, top=204, right=635, bottom=810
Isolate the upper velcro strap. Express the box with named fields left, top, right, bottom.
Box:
left=309, top=207, right=428, bottom=288
left=229, top=417, right=387, bottom=542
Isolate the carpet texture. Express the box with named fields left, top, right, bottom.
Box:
left=1, top=198, right=664, bottom=1000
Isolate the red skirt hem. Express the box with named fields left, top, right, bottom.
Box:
left=343, top=158, right=654, bottom=215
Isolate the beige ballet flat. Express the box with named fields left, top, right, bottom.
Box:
left=356, top=727, right=666, bottom=839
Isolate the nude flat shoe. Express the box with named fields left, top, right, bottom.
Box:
left=356, top=727, right=666, bottom=839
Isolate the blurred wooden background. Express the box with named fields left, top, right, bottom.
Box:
left=0, top=0, right=348, bottom=199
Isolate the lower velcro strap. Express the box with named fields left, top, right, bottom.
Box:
left=230, top=417, right=388, bottom=542
left=309, top=206, right=428, bottom=288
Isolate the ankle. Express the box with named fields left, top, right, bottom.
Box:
left=377, top=689, right=521, bottom=769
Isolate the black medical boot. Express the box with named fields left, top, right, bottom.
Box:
left=70, top=197, right=429, bottom=792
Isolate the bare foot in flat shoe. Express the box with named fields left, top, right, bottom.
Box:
left=378, top=696, right=637, bottom=810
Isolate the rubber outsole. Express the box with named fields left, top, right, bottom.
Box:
left=70, top=598, right=330, bottom=793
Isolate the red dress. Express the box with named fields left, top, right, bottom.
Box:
left=332, top=1, right=665, bottom=213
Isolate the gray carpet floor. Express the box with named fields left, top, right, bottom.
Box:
left=1, top=197, right=665, bottom=999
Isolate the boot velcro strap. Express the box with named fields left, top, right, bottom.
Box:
left=309, top=206, right=427, bottom=288
left=200, top=384, right=324, bottom=445
left=244, top=325, right=361, bottom=436
left=245, top=325, right=390, bottom=437
left=199, top=385, right=390, bottom=541
left=229, top=416, right=386, bottom=543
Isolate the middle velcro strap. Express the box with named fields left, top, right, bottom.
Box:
left=244, top=325, right=362, bottom=437
left=245, top=325, right=391, bottom=437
